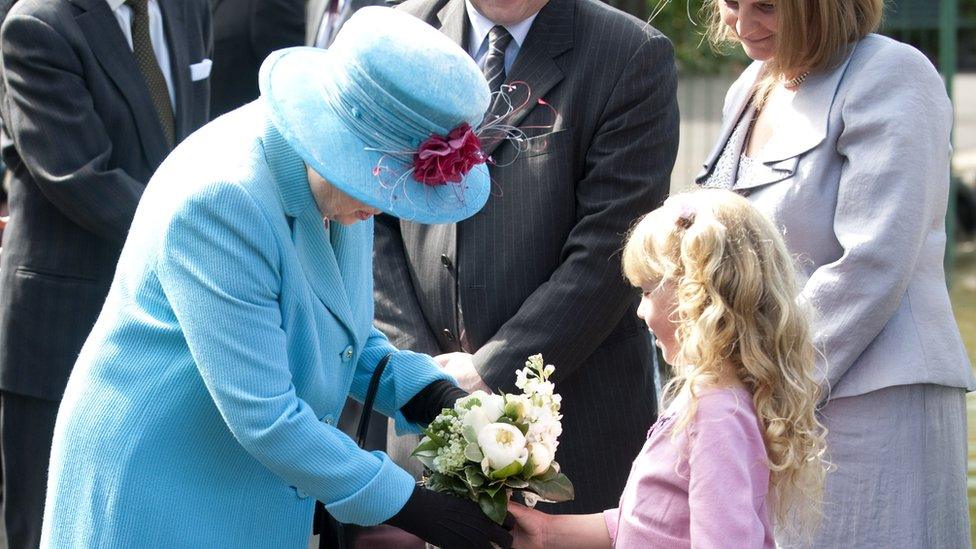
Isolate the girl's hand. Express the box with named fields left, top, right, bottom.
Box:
left=508, top=502, right=548, bottom=549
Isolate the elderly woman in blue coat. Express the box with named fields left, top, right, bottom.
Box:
left=40, top=8, right=511, bottom=549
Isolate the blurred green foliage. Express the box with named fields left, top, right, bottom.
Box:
left=604, top=0, right=976, bottom=73
left=605, top=0, right=749, bottom=74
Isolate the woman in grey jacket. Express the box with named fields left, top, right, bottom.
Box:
left=697, top=0, right=974, bottom=546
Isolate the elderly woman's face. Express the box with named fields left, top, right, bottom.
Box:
left=720, top=0, right=778, bottom=61
left=306, top=166, right=381, bottom=226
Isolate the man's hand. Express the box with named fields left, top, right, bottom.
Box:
left=434, top=352, right=491, bottom=393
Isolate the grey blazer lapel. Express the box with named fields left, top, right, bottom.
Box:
left=737, top=46, right=858, bottom=190
left=157, top=0, right=192, bottom=141
left=695, top=62, right=762, bottom=184
left=481, top=0, right=572, bottom=158
left=759, top=47, right=857, bottom=164
left=70, top=0, right=170, bottom=166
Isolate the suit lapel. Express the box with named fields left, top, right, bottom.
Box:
left=697, top=43, right=857, bottom=189
left=263, top=119, right=360, bottom=343
left=330, top=220, right=372, bottom=341
left=306, top=0, right=326, bottom=45
left=481, top=0, right=571, bottom=158
left=71, top=0, right=170, bottom=167
left=291, top=210, right=358, bottom=345
left=758, top=45, right=857, bottom=164
left=436, top=0, right=467, bottom=48
left=157, top=0, right=193, bottom=141
left=695, top=63, right=760, bottom=183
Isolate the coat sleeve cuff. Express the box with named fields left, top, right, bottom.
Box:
left=324, top=451, right=415, bottom=526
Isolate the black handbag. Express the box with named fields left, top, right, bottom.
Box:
left=313, top=352, right=393, bottom=549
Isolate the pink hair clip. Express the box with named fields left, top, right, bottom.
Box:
left=675, top=203, right=696, bottom=229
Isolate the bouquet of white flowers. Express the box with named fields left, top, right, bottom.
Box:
left=412, top=354, right=574, bottom=524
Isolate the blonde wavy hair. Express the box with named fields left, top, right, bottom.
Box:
left=622, top=189, right=828, bottom=539
left=703, top=0, right=883, bottom=106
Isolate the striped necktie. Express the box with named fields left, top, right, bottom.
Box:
left=127, top=0, right=175, bottom=148
left=483, top=25, right=513, bottom=94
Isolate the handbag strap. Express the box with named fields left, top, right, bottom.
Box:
left=356, top=352, right=393, bottom=448
left=313, top=351, right=396, bottom=549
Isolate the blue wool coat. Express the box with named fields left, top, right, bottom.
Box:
left=41, top=101, right=451, bottom=548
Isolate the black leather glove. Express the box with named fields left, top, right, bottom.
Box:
left=385, top=485, right=514, bottom=549
left=400, top=380, right=468, bottom=426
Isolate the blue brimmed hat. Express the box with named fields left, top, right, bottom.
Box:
left=259, top=7, right=492, bottom=224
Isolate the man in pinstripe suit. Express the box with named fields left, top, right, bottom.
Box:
left=375, top=0, right=679, bottom=513
left=0, top=1, right=210, bottom=545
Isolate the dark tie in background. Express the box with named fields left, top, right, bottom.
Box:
left=127, top=0, right=175, bottom=148
left=483, top=25, right=512, bottom=94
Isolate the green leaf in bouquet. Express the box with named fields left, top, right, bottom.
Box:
left=458, top=395, right=482, bottom=410
left=489, top=460, right=523, bottom=480
left=504, top=477, right=529, bottom=489
left=464, top=466, right=486, bottom=489
left=419, top=429, right=447, bottom=447
left=412, top=437, right=442, bottom=455
left=464, top=442, right=484, bottom=462
left=478, top=489, right=510, bottom=525
left=526, top=472, right=575, bottom=503
left=414, top=452, right=436, bottom=470
left=425, top=472, right=469, bottom=498
left=485, top=480, right=506, bottom=497
left=462, top=424, right=479, bottom=444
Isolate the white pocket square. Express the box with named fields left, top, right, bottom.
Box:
left=190, top=59, right=212, bottom=81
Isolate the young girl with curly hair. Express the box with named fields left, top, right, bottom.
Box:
left=509, top=188, right=829, bottom=547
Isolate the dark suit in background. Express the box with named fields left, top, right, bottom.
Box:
left=209, top=0, right=304, bottom=118
left=0, top=0, right=211, bottom=545
left=376, top=0, right=679, bottom=513
left=306, top=0, right=385, bottom=48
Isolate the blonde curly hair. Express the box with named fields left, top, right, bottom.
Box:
left=622, top=188, right=829, bottom=539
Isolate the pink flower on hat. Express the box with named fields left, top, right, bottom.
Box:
left=412, top=123, right=486, bottom=186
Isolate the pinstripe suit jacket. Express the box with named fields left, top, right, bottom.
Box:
left=305, top=0, right=386, bottom=47
left=0, top=0, right=212, bottom=400
left=375, top=0, right=679, bottom=512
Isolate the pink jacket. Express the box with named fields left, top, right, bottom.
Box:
left=604, top=386, right=774, bottom=548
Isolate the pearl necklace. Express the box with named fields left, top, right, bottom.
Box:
left=783, top=71, right=810, bottom=90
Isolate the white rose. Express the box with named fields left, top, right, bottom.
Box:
left=461, top=391, right=504, bottom=421
left=480, top=393, right=506, bottom=422
left=526, top=442, right=554, bottom=476
left=460, top=392, right=506, bottom=437
left=462, top=406, right=493, bottom=437
left=477, top=423, right=527, bottom=470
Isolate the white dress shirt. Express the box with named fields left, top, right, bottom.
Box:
left=465, top=0, right=538, bottom=74
left=107, top=0, right=175, bottom=110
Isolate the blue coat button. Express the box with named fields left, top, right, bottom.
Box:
left=295, top=487, right=309, bottom=499
left=342, top=346, right=354, bottom=362
left=323, top=415, right=335, bottom=426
